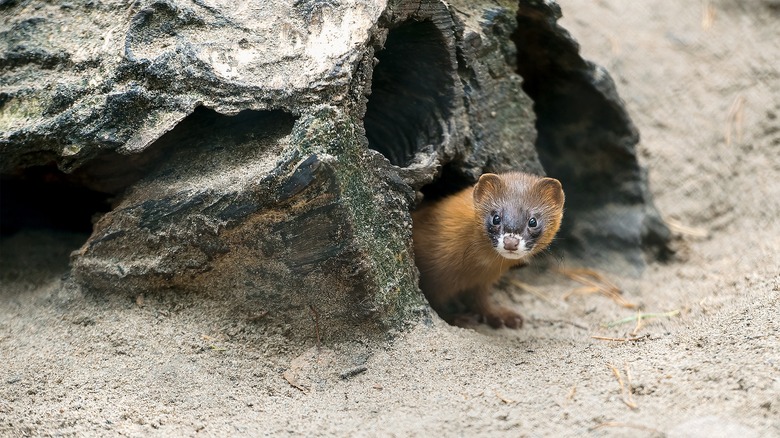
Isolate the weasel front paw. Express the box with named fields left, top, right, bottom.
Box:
left=482, top=308, right=524, bottom=329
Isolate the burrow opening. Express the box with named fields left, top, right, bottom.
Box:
left=364, top=19, right=455, bottom=167
left=1, top=165, right=112, bottom=237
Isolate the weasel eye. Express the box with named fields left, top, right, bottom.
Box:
left=528, top=217, right=538, bottom=228
left=491, top=214, right=501, bottom=226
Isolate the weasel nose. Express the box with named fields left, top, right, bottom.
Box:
left=503, top=235, right=520, bottom=251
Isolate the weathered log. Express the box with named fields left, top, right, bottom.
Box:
left=0, top=0, right=670, bottom=340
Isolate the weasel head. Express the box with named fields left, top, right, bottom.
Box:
left=473, top=172, right=565, bottom=261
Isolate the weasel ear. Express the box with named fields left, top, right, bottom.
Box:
left=474, top=173, right=503, bottom=204
left=535, top=177, right=565, bottom=206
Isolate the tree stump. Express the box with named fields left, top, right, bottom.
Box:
left=0, top=0, right=670, bottom=341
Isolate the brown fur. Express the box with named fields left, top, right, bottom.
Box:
left=412, top=172, right=564, bottom=328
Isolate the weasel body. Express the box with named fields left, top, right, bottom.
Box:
left=412, top=172, right=564, bottom=328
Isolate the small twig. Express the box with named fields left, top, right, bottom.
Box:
left=609, top=363, right=623, bottom=386
left=604, top=310, right=680, bottom=328
left=592, top=335, right=648, bottom=342
left=566, top=385, right=577, bottom=401
left=534, top=318, right=589, bottom=331
left=665, top=218, right=709, bottom=238
left=309, top=304, right=321, bottom=350
left=494, top=389, right=516, bottom=405
left=631, top=311, right=644, bottom=336
left=567, top=268, right=621, bottom=291
left=564, top=286, right=599, bottom=298
left=701, top=1, right=716, bottom=31
left=624, top=362, right=635, bottom=404
left=200, top=334, right=226, bottom=351
left=608, top=363, right=638, bottom=410
left=726, top=94, right=745, bottom=145
left=558, top=268, right=637, bottom=309
left=283, top=371, right=308, bottom=393
left=339, top=366, right=368, bottom=380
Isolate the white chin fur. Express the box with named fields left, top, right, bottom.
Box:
left=496, top=234, right=528, bottom=260
left=497, top=249, right=527, bottom=260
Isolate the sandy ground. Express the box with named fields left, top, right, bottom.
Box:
left=2, top=1, right=779, bottom=436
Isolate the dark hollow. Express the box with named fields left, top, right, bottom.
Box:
left=364, top=20, right=455, bottom=167
left=0, top=165, right=111, bottom=236
left=1, top=108, right=296, bottom=239
left=511, top=4, right=672, bottom=262
left=419, top=161, right=474, bottom=202
left=76, top=107, right=297, bottom=194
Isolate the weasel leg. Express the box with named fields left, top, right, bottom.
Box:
left=470, top=287, right=524, bottom=329
left=421, top=284, right=468, bottom=324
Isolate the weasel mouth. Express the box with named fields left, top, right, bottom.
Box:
left=498, top=249, right=527, bottom=260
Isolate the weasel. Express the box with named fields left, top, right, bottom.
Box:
left=412, top=172, right=564, bottom=328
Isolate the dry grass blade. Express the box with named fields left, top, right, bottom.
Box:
left=701, top=1, right=716, bottom=31
left=632, top=311, right=644, bottom=336
left=592, top=335, right=648, bottom=342
left=494, top=389, right=516, bottom=405
left=508, top=278, right=554, bottom=304
left=558, top=268, right=637, bottom=309
left=534, top=319, right=589, bottom=331
left=563, top=286, right=600, bottom=298
left=665, top=218, right=709, bottom=238
left=608, top=363, right=638, bottom=410
left=604, top=310, right=681, bottom=328
left=566, top=385, right=577, bottom=401
left=726, top=94, right=745, bottom=145
left=633, top=310, right=679, bottom=335
left=282, top=371, right=308, bottom=393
